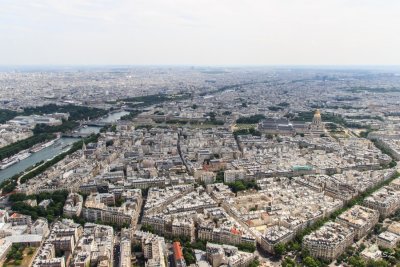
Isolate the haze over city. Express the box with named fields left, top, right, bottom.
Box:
left=1, top=0, right=400, bottom=65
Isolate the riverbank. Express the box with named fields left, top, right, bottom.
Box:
left=0, top=110, right=129, bottom=183
left=0, top=133, right=56, bottom=161
left=0, top=134, right=100, bottom=195
left=0, top=138, right=77, bottom=182
left=0, top=104, right=108, bottom=159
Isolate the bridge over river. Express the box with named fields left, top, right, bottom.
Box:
left=84, top=121, right=112, bottom=127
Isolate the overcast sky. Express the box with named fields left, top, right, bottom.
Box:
left=1, top=0, right=400, bottom=66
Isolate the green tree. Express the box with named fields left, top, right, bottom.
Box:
left=348, top=256, right=366, bottom=267
left=303, top=256, right=319, bottom=267
left=215, top=170, right=224, bottom=183
left=236, top=114, right=265, bottom=124
left=183, top=247, right=196, bottom=264
left=237, top=243, right=256, bottom=253
left=273, top=243, right=286, bottom=256
left=366, top=260, right=389, bottom=267
left=0, top=109, right=18, bottom=124
left=249, top=259, right=260, bottom=267
left=28, top=247, right=34, bottom=255
left=282, top=257, right=297, bottom=267
left=141, top=224, right=155, bottom=233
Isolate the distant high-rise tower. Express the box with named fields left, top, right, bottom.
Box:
left=81, top=142, right=87, bottom=160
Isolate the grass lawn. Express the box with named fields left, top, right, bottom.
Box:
left=330, top=131, right=349, bottom=139
left=233, top=123, right=257, bottom=130
left=4, top=247, right=37, bottom=267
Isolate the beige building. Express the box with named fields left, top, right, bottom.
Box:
left=302, top=222, right=355, bottom=261
left=8, top=213, right=32, bottom=226
left=171, top=218, right=196, bottom=242
left=336, top=205, right=379, bottom=239
left=120, top=228, right=132, bottom=267
left=377, top=221, right=400, bottom=249
left=377, top=231, right=400, bottom=249
left=133, top=231, right=166, bottom=267
left=63, top=193, right=83, bottom=218
left=198, top=223, right=256, bottom=247
left=32, top=258, right=66, bottom=267
left=224, top=169, right=246, bottom=183
left=260, top=226, right=294, bottom=253
left=363, top=186, right=400, bottom=217
left=71, top=223, right=114, bottom=267
left=83, top=190, right=142, bottom=226
left=388, top=221, right=400, bottom=235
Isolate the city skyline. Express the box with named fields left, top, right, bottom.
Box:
left=2, top=1, right=400, bottom=266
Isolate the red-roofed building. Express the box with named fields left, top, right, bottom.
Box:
left=230, top=228, right=241, bottom=235
left=172, top=241, right=187, bottom=267
left=8, top=213, right=32, bottom=226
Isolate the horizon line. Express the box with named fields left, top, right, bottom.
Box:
left=1, top=64, right=400, bottom=69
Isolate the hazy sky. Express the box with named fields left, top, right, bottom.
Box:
left=1, top=0, right=400, bottom=65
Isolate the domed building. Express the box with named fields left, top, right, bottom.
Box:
left=309, top=109, right=326, bottom=134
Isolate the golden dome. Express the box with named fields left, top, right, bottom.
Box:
left=314, top=109, right=321, bottom=118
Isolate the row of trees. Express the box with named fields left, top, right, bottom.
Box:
left=199, top=83, right=245, bottom=96
left=199, top=81, right=271, bottom=97
left=122, top=93, right=190, bottom=107
left=3, top=103, right=110, bottom=126
left=233, top=128, right=262, bottom=137
left=33, top=120, right=79, bottom=134
left=371, top=139, right=398, bottom=168
left=120, top=110, right=141, bottom=120
left=0, top=109, right=18, bottom=124
left=268, top=106, right=284, bottom=111
left=236, top=114, right=266, bottom=124
left=237, top=243, right=256, bottom=253
left=281, top=255, right=327, bottom=267
left=22, top=104, right=108, bottom=121
left=140, top=224, right=155, bottom=233
left=346, top=115, right=384, bottom=122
